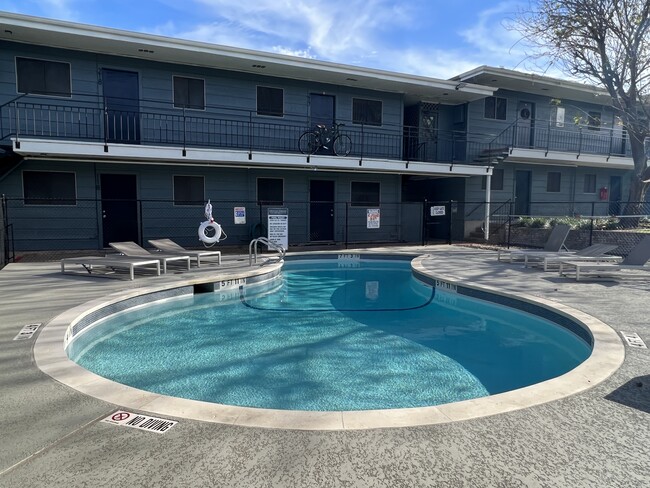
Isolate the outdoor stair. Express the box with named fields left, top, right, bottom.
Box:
left=474, top=146, right=510, bottom=164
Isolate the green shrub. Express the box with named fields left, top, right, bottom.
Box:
left=517, top=217, right=549, bottom=228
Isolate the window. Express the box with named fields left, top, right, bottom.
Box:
left=173, top=175, right=204, bottom=205
left=551, top=106, right=565, bottom=127
left=351, top=181, right=380, bottom=206
left=173, top=76, right=205, bottom=110
left=484, top=96, right=507, bottom=120
left=352, top=98, right=382, bottom=126
left=257, top=178, right=283, bottom=205
left=587, top=111, right=601, bottom=130
left=546, top=172, right=561, bottom=192
left=583, top=174, right=597, bottom=194
left=16, top=57, right=71, bottom=97
left=481, top=168, right=504, bottom=191
left=23, top=171, right=76, bottom=205
left=257, top=86, right=283, bottom=116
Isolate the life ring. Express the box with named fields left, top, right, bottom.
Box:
left=198, top=220, right=222, bottom=244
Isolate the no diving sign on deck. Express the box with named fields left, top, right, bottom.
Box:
left=102, top=411, right=177, bottom=434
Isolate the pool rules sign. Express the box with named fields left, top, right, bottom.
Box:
left=367, top=208, right=380, bottom=229
left=268, top=208, right=289, bottom=248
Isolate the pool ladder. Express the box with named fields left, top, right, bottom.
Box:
left=249, top=237, right=286, bottom=266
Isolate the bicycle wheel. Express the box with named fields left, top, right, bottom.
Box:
left=298, top=131, right=319, bottom=155
left=333, top=134, right=352, bottom=156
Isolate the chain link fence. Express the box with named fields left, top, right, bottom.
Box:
left=2, top=195, right=649, bottom=265
left=457, top=200, right=650, bottom=257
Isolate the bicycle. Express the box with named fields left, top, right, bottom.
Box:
left=298, top=122, right=352, bottom=156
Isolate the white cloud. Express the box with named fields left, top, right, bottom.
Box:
left=163, top=0, right=412, bottom=62
left=383, top=48, right=482, bottom=80
left=18, top=0, right=81, bottom=21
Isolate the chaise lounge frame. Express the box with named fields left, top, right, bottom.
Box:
left=60, top=256, right=161, bottom=280
left=148, top=238, right=221, bottom=267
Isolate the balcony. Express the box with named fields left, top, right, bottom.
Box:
left=0, top=94, right=634, bottom=172
left=483, top=117, right=633, bottom=169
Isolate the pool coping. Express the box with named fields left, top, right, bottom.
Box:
left=34, top=252, right=625, bottom=431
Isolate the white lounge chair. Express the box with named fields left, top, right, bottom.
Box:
left=60, top=255, right=161, bottom=280
left=523, top=243, right=619, bottom=271
left=109, top=241, right=191, bottom=273
left=148, top=238, right=221, bottom=267
left=497, top=224, right=571, bottom=263
left=559, top=235, right=650, bottom=280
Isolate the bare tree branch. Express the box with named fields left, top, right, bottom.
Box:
left=509, top=0, right=650, bottom=203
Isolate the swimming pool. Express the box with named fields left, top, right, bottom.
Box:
left=66, top=257, right=591, bottom=411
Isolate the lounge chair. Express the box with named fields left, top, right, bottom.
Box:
left=559, top=235, right=650, bottom=281
left=497, top=224, right=571, bottom=263
left=109, top=241, right=191, bottom=273
left=523, top=243, right=620, bottom=271
left=60, top=255, right=161, bottom=280
left=148, top=238, right=221, bottom=267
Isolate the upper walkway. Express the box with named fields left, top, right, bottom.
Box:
left=1, top=94, right=634, bottom=171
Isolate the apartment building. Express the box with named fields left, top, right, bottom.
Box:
left=0, top=12, right=634, bottom=253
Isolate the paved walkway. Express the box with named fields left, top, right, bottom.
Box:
left=1, top=246, right=648, bottom=487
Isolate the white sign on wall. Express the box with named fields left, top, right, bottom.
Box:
left=268, top=208, right=289, bottom=248
left=367, top=208, right=380, bottom=229
left=234, top=207, right=246, bottom=224
left=431, top=206, right=446, bottom=216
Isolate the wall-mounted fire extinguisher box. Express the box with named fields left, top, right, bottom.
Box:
left=599, top=187, right=608, bottom=200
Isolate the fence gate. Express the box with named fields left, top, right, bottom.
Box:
left=424, top=201, right=451, bottom=244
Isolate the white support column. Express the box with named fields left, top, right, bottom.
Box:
left=484, top=173, right=491, bottom=241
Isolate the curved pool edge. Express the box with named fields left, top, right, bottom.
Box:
left=34, top=252, right=625, bottom=431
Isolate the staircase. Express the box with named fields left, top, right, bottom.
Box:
left=473, top=146, right=510, bottom=164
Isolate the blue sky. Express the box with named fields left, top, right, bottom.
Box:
left=0, top=0, right=543, bottom=79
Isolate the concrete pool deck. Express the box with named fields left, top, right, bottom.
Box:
left=1, top=245, right=649, bottom=487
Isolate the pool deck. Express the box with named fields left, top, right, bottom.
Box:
left=1, top=245, right=649, bottom=487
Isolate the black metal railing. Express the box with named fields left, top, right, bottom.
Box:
left=1, top=94, right=634, bottom=164
left=484, top=117, right=632, bottom=159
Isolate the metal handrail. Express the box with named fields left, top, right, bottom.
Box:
left=1, top=92, right=633, bottom=161
left=249, top=237, right=286, bottom=265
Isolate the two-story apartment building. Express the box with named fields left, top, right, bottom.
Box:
left=0, top=12, right=636, bottom=254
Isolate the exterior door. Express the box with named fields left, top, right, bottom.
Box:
left=309, top=180, right=335, bottom=241
left=102, top=69, right=140, bottom=143
left=514, top=170, right=532, bottom=215
left=609, top=175, right=622, bottom=215
left=100, top=174, right=139, bottom=247
left=516, top=102, right=535, bottom=148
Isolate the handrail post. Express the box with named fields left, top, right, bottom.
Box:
left=577, top=126, right=583, bottom=158
left=182, top=106, right=187, bottom=156
left=345, top=202, right=349, bottom=249
left=103, top=101, right=109, bottom=151
left=14, top=101, right=20, bottom=148
left=607, top=127, right=613, bottom=159
left=507, top=200, right=513, bottom=249
left=447, top=200, right=453, bottom=245
left=589, top=201, right=595, bottom=246
left=422, top=199, right=427, bottom=246
left=359, top=123, right=364, bottom=166
left=248, top=111, right=253, bottom=159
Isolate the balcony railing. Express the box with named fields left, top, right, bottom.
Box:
left=0, top=94, right=634, bottom=164
left=485, top=117, right=632, bottom=159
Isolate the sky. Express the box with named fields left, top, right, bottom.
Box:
left=0, top=0, right=552, bottom=80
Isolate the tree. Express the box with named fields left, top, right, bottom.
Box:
left=511, top=0, right=650, bottom=209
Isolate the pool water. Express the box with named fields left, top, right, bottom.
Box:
left=67, top=259, right=591, bottom=411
